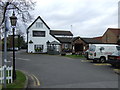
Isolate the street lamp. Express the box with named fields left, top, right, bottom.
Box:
left=10, top=11, right=17, bottom=26
left=10, top=11, right=17, bottom=81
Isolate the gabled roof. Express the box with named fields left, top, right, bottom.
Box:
left=50, top=30, right=73, bottom=36
left=56, top=37, right=101, bottom=44
left=55, top=37, right=73, bottom=43
left=27, top=16, right=50, bottom=31
left=71, top=36, right=102, bottom=44
left=93, top=36, right=102, bottom=39
left=50, top=41, right=61, bottom=45
left=81, top=38, right=102, bottom=44
left=71, top=36, right=80, bottom=42
left=103, top=28, right=120, bottom=36
left=93, top=36, right=102, bottom=42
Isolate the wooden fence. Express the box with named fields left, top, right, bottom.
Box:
left=0, top=66, right=13, bottom=84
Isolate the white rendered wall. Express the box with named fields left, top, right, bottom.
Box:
left=28, top=18, right=60, bottom=53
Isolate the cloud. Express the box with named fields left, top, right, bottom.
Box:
left=27, top=0, right=119, bottom=37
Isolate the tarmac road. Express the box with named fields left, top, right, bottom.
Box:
left=7, top=50, right=119, bottom=88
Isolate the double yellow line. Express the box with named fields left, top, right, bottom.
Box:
left=30, top=74, right=40, bottom=87
left=113, top=69, right=120, bottom=74
left=93, top=63, right=111, bottom=66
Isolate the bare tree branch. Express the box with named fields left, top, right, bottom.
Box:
left=0, top=2, right=9, bottom=26
left=10, top=2, right=22, bottom=12
left=0, top=0, right=35, bottom=28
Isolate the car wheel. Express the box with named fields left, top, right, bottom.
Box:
left=111, top=64, right=116, bottom=67
left=99, top=57, right=106, bottom=63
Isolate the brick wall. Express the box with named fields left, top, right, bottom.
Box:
left=102, top=28, right=120, bottom=44
left=102, top=30, right=117, bottom=43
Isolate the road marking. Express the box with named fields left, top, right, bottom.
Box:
left=17, top=58, right=30, bottom=61
left=113, top=69, right=120, bottom=74
left=29, top=75, right=36, bottom=87
left=10, top=57, right=30, bottom=61
left=81, top=60, right=93, bottom=62
left=93, top=63, right=111, bottom=66
left=32, top=74, right=40, bottom=86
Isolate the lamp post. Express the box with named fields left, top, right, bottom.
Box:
left=10, top=11, right=17, bottom=81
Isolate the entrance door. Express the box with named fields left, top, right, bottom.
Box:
left=75, top=44, right=83, bottom=52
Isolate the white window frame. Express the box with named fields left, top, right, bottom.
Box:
left=36, top=22, right=43, bottom=28
left=34, top=44, right=44, bottom=52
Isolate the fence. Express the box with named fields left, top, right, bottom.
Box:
left=0, top=66, right=13, bottom=84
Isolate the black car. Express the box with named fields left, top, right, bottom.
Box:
left=108, top=46, right=120, bottom=68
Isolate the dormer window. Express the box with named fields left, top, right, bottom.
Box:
left=36, top=22, right=43, bottom=28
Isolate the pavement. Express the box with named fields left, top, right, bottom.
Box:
left=6, top=50, right=120, bottom=88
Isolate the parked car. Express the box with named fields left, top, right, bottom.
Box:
left=84, top=50, right=89, bottom=60
left=87, top=44, right=119, bottom=63
left=7, top=47, right=19, bottom=51
left=108, top=46, right=120, bottom=68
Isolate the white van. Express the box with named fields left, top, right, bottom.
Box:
left=88, top=44, right=118, bottom=63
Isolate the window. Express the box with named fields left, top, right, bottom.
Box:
left=89, top=45, right=96, bottom=51
left=99, top=47, right=105, bottom=51
left=116, top=46, right=120, bottom=51
left=34, top=45, right=44, bottom=52
left=64, top=44, right=68, bottom=49
left=33, top=31, right=45, bottom=37
left=36, top=22, right=43, bottom=28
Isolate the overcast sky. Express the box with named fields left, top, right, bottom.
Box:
left=28, top=0, right=119, bottom=38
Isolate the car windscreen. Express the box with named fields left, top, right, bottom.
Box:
left=116, top=46, right=120, bottom=51
left=89, top=45, right=96, bottom=51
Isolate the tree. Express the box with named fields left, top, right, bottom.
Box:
left=2, top=34, right=26, bottom=49
left=0, top=0, right=36, bottom=83
left=0, top=0, right=36, bottom=27
left=18, top=34, right=27, bottom=49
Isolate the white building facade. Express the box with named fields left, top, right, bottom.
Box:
left=27, top=16, right=60, bottom=53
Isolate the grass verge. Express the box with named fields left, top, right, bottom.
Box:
left=0, top=85, right=2, bottom=90
left=65, top=55, right=85, bottom=59
left=6, top=70, right=26, bottom=89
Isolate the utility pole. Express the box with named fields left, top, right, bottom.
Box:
left=3, top=12, right=8, bottom=88
left=71, top=25, right=72, bottom=32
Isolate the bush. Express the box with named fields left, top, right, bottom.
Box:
left=61, top=51, right=66, bottom=56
